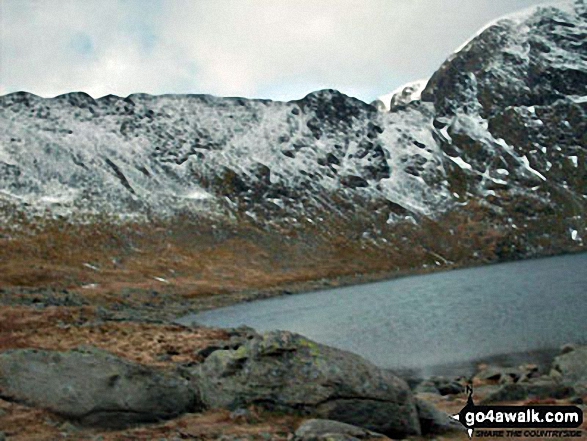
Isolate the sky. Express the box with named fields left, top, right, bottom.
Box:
left=0, top=0, right=559, bottom=103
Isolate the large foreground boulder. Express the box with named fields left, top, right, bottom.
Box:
left=0, top=347, right=199, bottom=428
left=415, top=398, right=466, bottom=435
left=191, top=331, right=421, bottom=438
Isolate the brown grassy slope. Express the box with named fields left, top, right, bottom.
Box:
left=0, top=194, right=584, bottom=316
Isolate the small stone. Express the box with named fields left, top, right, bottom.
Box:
left=59, top=422, right=79, bottom=432
left=414, top=380, right=440, bottom=395
left=474, top=366, right=522, bottom=384
left=294, top=419, right=388, bottom=440
left=431, top=377, right=464, bottom=395
left=229, top=407, right=257, bottom=423
left=480, top=384, right=528, bottom=404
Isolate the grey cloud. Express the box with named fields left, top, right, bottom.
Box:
left=0, top=0, right=558, bottom=101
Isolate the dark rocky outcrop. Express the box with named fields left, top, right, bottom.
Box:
left=480, top=379, right=575, bottom=404
left=191, top=330, right=421, bottom=438
left=471, top=345, right=587, bottom=404
left=473, top=364, right=543, bottom=385
left=412, top=376, right=465, bottom=396
left=0, top=347, right=199, bottom=428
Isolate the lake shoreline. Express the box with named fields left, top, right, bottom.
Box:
left=1, top=252, right=585, bottom=374
left=178, top=252, right=587, bottom=378
left=179, top=249, right=587, bottom=316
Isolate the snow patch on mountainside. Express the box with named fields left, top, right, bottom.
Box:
left=0, top=0, right=584, bottom=240
left=377, top=79, right=427, bottom=111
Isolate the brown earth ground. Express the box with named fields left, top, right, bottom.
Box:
left=1, top=205, right=583, bottom=320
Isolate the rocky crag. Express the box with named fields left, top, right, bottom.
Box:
left=1, top=2, right=585, bottom=289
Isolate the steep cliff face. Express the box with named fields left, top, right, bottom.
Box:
left=419, top=0, right=587, bottom=253
left=0, top=88, right=452, bottom=221
left=0, top=1, right=585, bottom=264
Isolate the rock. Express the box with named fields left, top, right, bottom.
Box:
left=551, top=346, right=587, bottom=396
left=58, top=421, right=79, bottom=434
left=474, top=366, right=523, bottom=384
left=523, top=378, right=575, bottom=400
left=415, top=399, right=467, bottom=435
left=560, top=344, right=576, bottom=355
left=480, top=384, right=528, bottom=404
left=196, top=344, right=230, bottom=360
left=569, top=396, right=583, bottom=405
left=413, top=380, right=440, bottom=395
left=0, top=347, right=199, bottom=428
left=228, top=325, right=260, bottom=339
left=340, top=175, right=369, bottom=188
left=471, top=384, right=502, bottom=401
left=192, top=331, right=421, bottom=438
left=370, top=99, right=387, bottom=112
left=430, top=376, right=464, bottom=395
left=294, top=419, right=389, bottom=441
left=517, top=364, right=541, bottom=383
left=480, top=378, right=574, bottom=404
left=197, top=326, right=260, bottom=360
left=229, top=407, right=259, bottom=424
left=474, top=364, right=543, bottom=385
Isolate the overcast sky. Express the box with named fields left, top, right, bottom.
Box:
left=0, top=0, right=559, bottom=103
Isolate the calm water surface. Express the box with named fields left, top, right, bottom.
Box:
left=177, top=253, right=587, bottom=375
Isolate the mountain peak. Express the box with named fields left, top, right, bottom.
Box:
left=0, top=1, right=584, bottom=260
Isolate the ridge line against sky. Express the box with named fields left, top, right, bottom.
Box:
left=0, top=0, right=562, bottom=103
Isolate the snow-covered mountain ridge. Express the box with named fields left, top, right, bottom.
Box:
left=0, top=87, right=450, bottom=220
left=0, top=1, right=585, bottom=258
